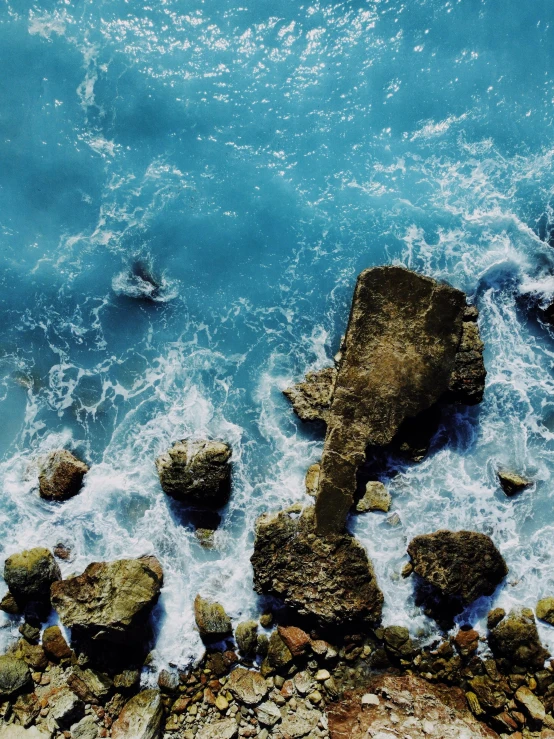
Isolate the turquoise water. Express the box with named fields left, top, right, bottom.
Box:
left=1, top=0, right=554, bottom=667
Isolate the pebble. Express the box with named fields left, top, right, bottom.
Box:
left=315, top=670, right=330, bottom=681
left=361, top=693, right=380, bottom=706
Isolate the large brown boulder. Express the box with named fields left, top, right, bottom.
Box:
left=488, top=608, right=549, bottom=669
left=38, top=450, right=89, bottom=501
left=51, top=556, right=163, bottom=643
left=406, top=530, right=507, bottom=604
left=4, top=547, right=61, bottom=604
left=194, top=595, right=232, bottom=642
left=251, top=505, right=383, bottom=627
left=327, top=674, right=498, bottom=739
left=111, top=689, right=163, bottom=739
left=284, top=267, right=485, bottom=535
left=156, top=439, right=231, bottom=508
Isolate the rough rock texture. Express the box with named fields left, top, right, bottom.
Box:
left=156, top=439, right=232, bottom=508
left=314, top=267, right=485, bottom=535
left=197, top=718, right=238, bottom=739
left=355, top=481, right=390, bottom=513
left=0, top=656, right=32, bottom=698
left=235, top=620, right=258, bottom=657
left=283, top=367, right=337, bottom=423
left=327, top=674, right=499, bottom=739
left=0, top=728, right=49, bottom=738
left=194, top=595, right=232, bottom=641
left=50, top=556, right=163, bottom=643
left=111, top=689, right=163, bottom=739
left=38, top=450, right=89, bottom=501
left=305, top=463, right=320, bottom=498
left=488, top=608, right=550, bottom=669
left=228, top=667, right=268, bottom=705
left=251, top=506, right=383, bottom=626
left=537, top=597, right=554, bottom=625
left=407, top=530, right=508, bottom=604
left=497, top=470, right=532, bottom=496
left=446, top=307, right=486, bottom=405
left=41, top=625, right=72, bottom=661
left=4, top=548, right=61, bottom=603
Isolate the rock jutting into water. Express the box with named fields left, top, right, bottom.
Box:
left=38, top=450, right=89, bottom=502
left=487, top=608, right=550, bottom=669
left=4, top=548, right=61, bottom=607
left=406, top=530, right=508, bottom=606
left=250, top=505, right=383, bottom=627
left=285, top=267, right=485, bottom=535
left=327, top=674, right=500, bottom=739
left=497, top=469, right=532, bottom=497
left=50, top=556, right=163, bottom=644
left=156, top=439, right=232, bottom=509
left=194, top=595, right=233, bottom=642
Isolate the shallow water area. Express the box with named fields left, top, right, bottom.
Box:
left=1, top=0, right=554, bottom=669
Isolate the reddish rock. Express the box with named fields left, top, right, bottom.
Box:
left=453, top=628, right=480, bottom=657
left=42, top=625, right=72, bottom=661
left=327, top=674, right=499, bottom=739
left=277, top=625, right=310, bottom=657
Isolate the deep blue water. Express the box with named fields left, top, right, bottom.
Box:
left=1, top=0, right=554, bottom=668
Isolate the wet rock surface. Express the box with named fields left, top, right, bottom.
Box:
left=4, top=549, right=61, bottom=606
left=311, top=267, right=484, bottom=535
left=156, top=439, right=232, bottom=508
left=251, top=506, right=383, bottom=626
left=38, top=450, right=89, bottom=502
left=327, top=674, right=499, bottom=739
left=194, top=595, right=232, bottom=642
left=407, top=529, right=508, bottom=605
left=488, top=608, right=550, bottom=669
left=283, top=367, right=337, bottom=424
left=50, top=557, right=163, bottom=643
left=0, top=657, right=32, bottom=698
left=498, top=470, right=532, bottom=496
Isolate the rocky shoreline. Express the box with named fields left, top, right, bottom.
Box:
left=1, top=266, right=550, bottom=738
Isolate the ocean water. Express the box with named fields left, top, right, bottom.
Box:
left=1, top=0, right=554, bottom=670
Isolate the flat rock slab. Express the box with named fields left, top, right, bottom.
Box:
left=197, top=718, right=238, bottom=739
left=51, top=556, right=163, bottom=643
left=251, top=506, right=383, bottom=626
left=228, top=667, right=268, bottom=705
left=407, top=530, right=508, bottom=605
left=315, top=267, right=472, bottom=534
left=327, top=674, right=499, bottom=739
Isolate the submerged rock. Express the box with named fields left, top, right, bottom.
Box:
left=194, top=595, right=232, bottom=641
left=488, top=608, right=549, bottom=669
left=156, top=439, right=232, bottom=508
left=407, top=530, right=507, bottom=605
left=313, top=267, right=485, bottom=535
left=111, top=689, right=163, bottom=739
left=251, top=506, right=383, bottom=626
left=355, top=481, right=391, bottom=513
left=4, top=547, right=61, bottom=604
left=50, top=556, right=163, bottom=643
left=497, top=469, right=532, bottom=496
left=38, top=450, right=89, bottom=501
left=283, top=367, right=337, bottom=423
left=327, top=674, right=499, bottom=739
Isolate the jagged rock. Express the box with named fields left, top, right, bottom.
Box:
left=515, top=685, right=545, bottom=723
left=156, top=439, right=232, bottom=508
left=497, top=470, right=532, bottom=496
left=197, top=718, right=238, bottom=739
left=50, top=556, right=163, bottom=643
left=194, top=595, right=232, bottom=641
left=488, top=608, right=549, bottom=669
left=283, top=367, right=337, bottom=423
left=16, top=641, right=47, bottom=671
left=256, top=700, right=281, bottom=726
left=0, top=592, right=21, bottom=614
left=251, top=506, right=383, bottom=626
left=355, top=481, right=391, bottom=513
left=446, top=308, right=486, bottom=405
left=38, top=450, right=89, bottom=501
left=537, top=597, right=554, bottom=625
left=4, top=548, right=61, bottom=604
left=314, top=268, right=485, bottom=535
left=327, top=673, right=499, bottom=739
left=453, top=627, right=479, bottom=657
left=228, top=667, right=268, bottom=705
left=487, top=608, right=506, bottom=630
left=468, top=675, right=506, bottom=711
left=0, top=656, right=32, bottom=697
left=305, top=463, right=320, bottom=497
left=235, top=620, right=258, bottom=657
left=49, top=687, right=84, bottom=729
left=70, top=715, right=99, bottom=739
left=382, top=625, right=414, bottom=657
left=280, top=701, right=320, bottom=738
left=406, top=530, right=507, bottom=604
left=42, top=625, right=72, bottom=661
left=111, top=689, right=163, bottom=739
